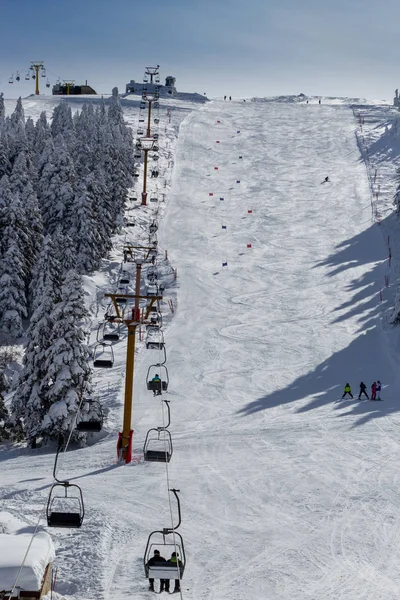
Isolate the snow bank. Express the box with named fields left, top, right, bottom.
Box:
left=0, top=532, right=55, bottom=592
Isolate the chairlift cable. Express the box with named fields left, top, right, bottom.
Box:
left=156, top=337, right=185, bottom=599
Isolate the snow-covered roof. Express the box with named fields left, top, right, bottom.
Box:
left=0, top=532, right=55, bottom=592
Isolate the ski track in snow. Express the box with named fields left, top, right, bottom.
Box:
left=2, top=95, right=400, bottom=600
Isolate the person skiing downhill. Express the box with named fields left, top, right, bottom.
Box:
left=358, top=381, right=369, bottom=400
left=342, top=383, right=353, bottom=399
left=371, top=381, right=377, bottom=400
left=375, top=380, right=382, bottom=400
left=321, top=176, right=330, bottom=184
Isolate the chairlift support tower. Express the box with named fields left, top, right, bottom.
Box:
left=30, top=61, right=46, bottom=95
left=63, top=80, right=75, bottom=95
left=104, top=250, right=163, bottom=463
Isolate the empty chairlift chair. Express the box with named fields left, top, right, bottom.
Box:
left=143, top=427, right=173, bottom=462
left=146, top=328, right=165, bottom=350
left=93, top=343, right=114, bottom=368
left=76, top=399, right=104, bottom=432
left=47, top=482, right=84, bottom=528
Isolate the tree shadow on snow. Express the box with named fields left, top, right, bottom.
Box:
left=238, top=217, right=400, bottom=427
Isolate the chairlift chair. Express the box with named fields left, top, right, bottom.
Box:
left=144, top=490, right=186, bottom=580
left=47, top=482, right=84, bottom=528
left=76, top=399, right=104, bottom=432
left=154, top=118, right=160, bottom=125
left=147, top=283, right=158, bottom=297
left=149, top=195, right=158, bottom=203
left=146, top=364, right=169, bottom=394
left=134, top=152, right=141, bottom=159
left=153, top=102, right=160, bottom=109
left=146, top=328, right=165, bottom=350
left=152, top=145, right=159, bottom=152
left=16, top=72, right=20, bottom=82
left=137, top=129, right=144, bottom=135
left=143, top=427, right=173, bottom=462
left=8, top=75, right=14, bottom=84
left=133, top=171, right=140, bottom=178
left=152, top=155, right=159, bottom=161
left=93, top=343, right=114, bottom=368
left=149, top=222, right=158, bottom=234
left=25, top=73, right=30, bottom=80
left=119, top=273, right=130, bottom=285
left=102, top=320, right=121, bottom=342
left=46, top=80, right=50, bottom=88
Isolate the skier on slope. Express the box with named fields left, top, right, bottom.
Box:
left=358, top=381, right=369, bottom=400
left=376, top=380, right=382, bottom=400
left=321, top=176, right=330, bottom=184
left=341, top=383, right=353, bottom=399
left=371, top=381, right=377, bottom=400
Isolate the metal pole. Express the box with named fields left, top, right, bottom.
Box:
left=121, top=323, right=136, bottom=463
left=120, top=260, right=142, bottom=463
left=141, top=149, right=149, bottom=206
left=147, top=100, right=152, bottom=138
left=35, top=65, right=40, bottom=95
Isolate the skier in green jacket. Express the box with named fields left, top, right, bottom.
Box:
left=341, top=383, right=353, bottom=399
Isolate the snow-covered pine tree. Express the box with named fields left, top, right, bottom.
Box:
left=0, top=239, right=28, bottom=338
left=69, top=180, right=103, bottom=273
left=25, top=117, right=36, bottom=155
left=4, top=98, right=28, bottom=165
left=34, top=112, right=52, bottom=166
left=53, top=227, right=77, bottom=274
left=0, top=133, right=11, bottom=181
left=85, top=169, right=113, bottom=257
left=0, top=176, right=28, bottom=336
left=40, top=269, right=92, bottom=442
left=9, top=152, right=43, bottom=307
left=51, top=102, right=74, bottom=145
left=11, top=235, right=62, bottom=445
left=37, top=135, right=76, bottom=235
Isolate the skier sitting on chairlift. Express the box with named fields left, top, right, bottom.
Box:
left=147, top=549, right=167, bottom=593
left=151, top=374, right=162, bottom=396
left=164, top=552, right=183, bottom=594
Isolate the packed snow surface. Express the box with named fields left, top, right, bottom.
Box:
left=2, top=95, right=400, bottom=600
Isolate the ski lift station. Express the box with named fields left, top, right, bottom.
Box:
left=0, top=532, right=55, bottom=599
left=126, top=75, right=177, bottom=97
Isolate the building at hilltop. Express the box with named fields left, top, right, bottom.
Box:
left=394, top=89, right=399, bottom=108
left=126, top=75, right=177, bottom=97
left=52, top=81, right=97, bottom=95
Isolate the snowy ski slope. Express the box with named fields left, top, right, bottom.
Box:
left=2, top=96, right=400, bottom=600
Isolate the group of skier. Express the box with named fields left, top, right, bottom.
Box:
left=147, top=549, right=183, bottom=593
left=342, top=381, right=382, bottom=401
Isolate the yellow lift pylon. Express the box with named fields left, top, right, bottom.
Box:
left=30, top=61, right=46, bottom=95
left=104, top=255, right=162, bottom=464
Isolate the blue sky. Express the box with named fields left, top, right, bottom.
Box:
left=1, top=0, right=399, bottom=100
